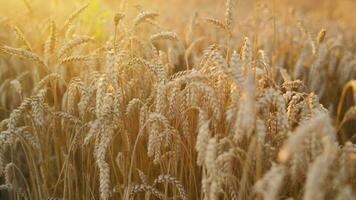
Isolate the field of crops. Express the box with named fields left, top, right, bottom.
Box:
left=0, top=0, right=355, bottom=199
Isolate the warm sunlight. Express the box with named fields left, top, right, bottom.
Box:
left=0, top=0, right=355, bottom=199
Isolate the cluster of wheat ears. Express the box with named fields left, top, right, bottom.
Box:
left=0, top=0, right=355, bottom=199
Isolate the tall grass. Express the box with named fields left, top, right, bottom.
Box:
left=0, top=0, right=355, bottom=199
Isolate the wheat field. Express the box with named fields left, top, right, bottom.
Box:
left=0, top=0, right=355, bottom=199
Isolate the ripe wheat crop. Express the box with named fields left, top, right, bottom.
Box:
left=0, top=0, right=355, bottom=199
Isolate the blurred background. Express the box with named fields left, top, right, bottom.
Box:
left=1, top=0, right=356, bottom=31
